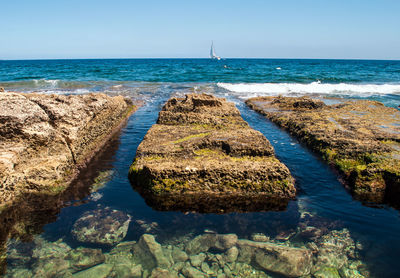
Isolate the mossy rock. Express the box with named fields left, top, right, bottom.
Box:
left=129, top=94, right=295, bottom=212
left=246, top=96, right=400, bottom=206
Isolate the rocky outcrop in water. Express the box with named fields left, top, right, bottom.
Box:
left=71, top=207, right=131, bottom=246
left=246, top=96, right=400, bottom=205
left=129, top=93, right=295, bottom=212
left=0, top=92, right=137, bottom=208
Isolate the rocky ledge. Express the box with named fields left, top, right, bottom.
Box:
left=129, top=93, right=295, bottom=212
left=246, top=96, right=400, bottom=205
left=0, top=92, right=137, bottom=208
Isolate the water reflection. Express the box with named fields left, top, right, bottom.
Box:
left=130, top=186, right=291, bottom=213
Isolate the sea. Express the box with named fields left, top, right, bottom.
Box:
left=1, top=58, right=400, bottom=277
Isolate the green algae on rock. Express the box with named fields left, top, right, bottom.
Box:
left=0, top=92, right=138, bottom=208
left=71, top=207, right=131, bottom=246
left=129, top=93, right=295, bottom=212
left=246, top=96, right=400, bottom=205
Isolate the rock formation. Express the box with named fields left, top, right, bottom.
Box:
left=0, top=92, right=137, bottom=208
left=129, top=93, right=295, bottom=212
left=246, top=96, right=400, bottom=205
left=71, top=207, right=131, bottom=246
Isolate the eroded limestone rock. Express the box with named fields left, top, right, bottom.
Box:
left=130, top=93, right=295, bottom=212
left=246, top=96, right=400, bottom=205
left=0, top=92, right=137, bottom=207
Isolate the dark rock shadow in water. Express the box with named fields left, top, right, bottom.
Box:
left=130, top=180, right=291, bottom=214
left=0, top=131, right=123, bottom=275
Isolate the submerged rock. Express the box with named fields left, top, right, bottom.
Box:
left=71, top=207, right=131, bottom=246
left=312, top=229, right=357, bottom=272
left=150, top=267, right=178, bottom=278
left=31, top=237, right=71, bottom=260
left=132, top=234, right=173, bottom=271
left=246, top=96, right=400, bottom=205
left=67, top=247, right=105, bottom=272
left=32, top=257, right=71, bottom=278
left=237, top=239, right=312, bottom=277
left=185, top=233, right=238, bottom=255
left=189, top=252, right=206, bottom=267
left=130, top=93, right=295, bottom=213
left=72, top=263, right=113, bottom=278
left=112, top=264, right=142, bottom=278
left=225, top=246, right=239, bottom=263
left=5, top=228, right=369, bottom=278
left=90, top=170, right=114, bottom=193
left=0, top=92, right=137, bottom=208
left=181, top=262, right=207, bottom=278
left=5, top=236, right=112, bottom=277
left=313, top=266, right=341, bottom=278
left=171, top=248, right=189, bottom=263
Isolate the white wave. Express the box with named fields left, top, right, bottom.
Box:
left=217, top=82, right=400, bottom=98
left=33, top=79, right=60, bottom=87
left=41, top=89, right=91, bottom=95
left=111, top=84, right=123, bottom=89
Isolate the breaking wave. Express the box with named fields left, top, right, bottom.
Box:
left=217, top=82, right=400, bottom=98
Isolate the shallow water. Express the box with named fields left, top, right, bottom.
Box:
left=1, top=59, right=400, bottom=277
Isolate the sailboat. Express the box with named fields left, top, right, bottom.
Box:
left=210, top=41, right=221, bottom=60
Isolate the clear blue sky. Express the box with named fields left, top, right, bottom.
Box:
left=1, top=0, right=399, bottom=60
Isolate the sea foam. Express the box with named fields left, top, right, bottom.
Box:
left=217, top=82, right=400, bottom=98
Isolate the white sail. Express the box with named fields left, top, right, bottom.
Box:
left=210, top=41, right=221, bottom=60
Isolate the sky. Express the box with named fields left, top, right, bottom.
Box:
left=1, top=0, right=400, bottom=60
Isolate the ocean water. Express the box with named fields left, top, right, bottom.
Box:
left=1, top=59, right=400, bottom=277
left=1, top=59, right=400, bottom=106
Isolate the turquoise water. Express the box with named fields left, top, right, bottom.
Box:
left=1, top=59, right=400, bottom=106
left=1, top=59, right=400, bottom=83
left=1, top=59, right=400, bottom=277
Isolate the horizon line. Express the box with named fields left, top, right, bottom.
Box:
left=1, top=57, right=400, bottom=62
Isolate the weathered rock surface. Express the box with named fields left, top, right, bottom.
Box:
left=72, top=263, right=113, bottom=278
left=67, top=247, right=106, bottom=272
left=237, top=239, right=313, bottom=277
left=71, top=207, right=131, bottom=246
left=132, top=234, right=173, bottom=271
left=0, top=92, right=137, bottom=207
left=185, top=233, right=238, bottom=255
left=130, top=93, right=295, bottom=212
left=246, top=96, right=400, bottom=204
